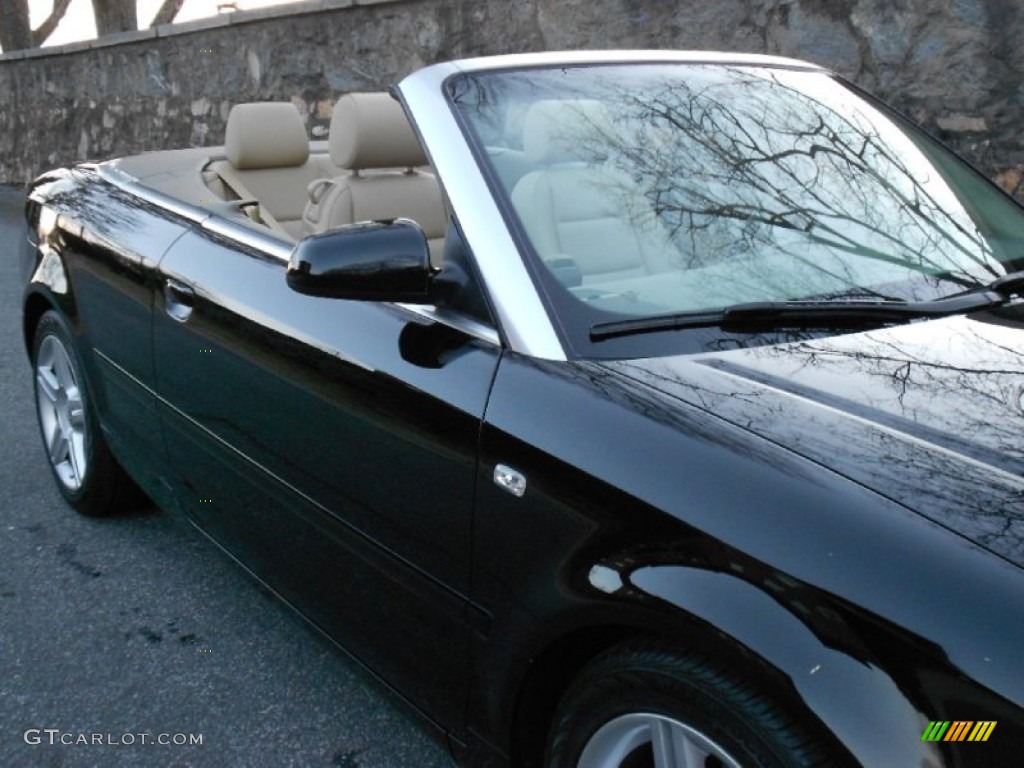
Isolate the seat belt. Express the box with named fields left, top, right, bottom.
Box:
left=209, top=161, right=291, bottom=238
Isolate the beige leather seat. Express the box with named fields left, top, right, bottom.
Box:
left=208, top=102, right=332, bottom=240
left=301, top=92, right=447, bottom=263
left=511, top=100, right=673, bottom=285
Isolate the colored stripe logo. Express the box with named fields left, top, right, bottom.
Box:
left=921, top=721, right=996, bottom=742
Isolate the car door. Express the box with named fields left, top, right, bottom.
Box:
left=151, top=219, right=500, bottom=731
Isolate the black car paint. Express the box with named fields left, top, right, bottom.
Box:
left=152, top=223, right=501, bottom=733
left=473, top=351, right=1023, bottom=766
left=286, top=218, right=436, bottom=302
left=22, top=172, right=190, bottom=498
left=21, top=168, right=1024, bottom=768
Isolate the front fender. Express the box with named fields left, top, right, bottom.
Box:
left=470, top=352, right=1022, bottom=767
left=630, top=564, right=936, bottom=767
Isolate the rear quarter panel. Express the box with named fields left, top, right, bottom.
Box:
left=23, top=169, right=193, bottom=500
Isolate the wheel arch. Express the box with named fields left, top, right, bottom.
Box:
left=506, top=613, right=836, bottom=768
left=22, top=289, right=60, bottom=359
left=504, top=563, right=948, bottom=768
left=21, top=169, right=95, bottom=362
left=509, top=623, right=641, bottom=767
left=604, top=565, right=939, bottom=766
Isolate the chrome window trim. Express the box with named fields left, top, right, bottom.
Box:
left=395, top=303, right=502, bottom=347
left=396, top=53, right=823, bottom=363
left=423, top=49, right=826, bottom=73
left=199, top=216, right=293, bottom=261
left=98, top=164, right=296, bottom=261
left=96, top=164, right=213, bottom=226
left=93, top=161, right=501, bottom=349
left=399, top=63, right=568, bottom=362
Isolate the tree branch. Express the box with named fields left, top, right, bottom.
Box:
left=150, top=0, right=185, bottom=27
left=31, top=0, right=74, bottom=46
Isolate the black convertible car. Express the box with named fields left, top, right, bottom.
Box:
left=18, top=50, right=1024, bottom=767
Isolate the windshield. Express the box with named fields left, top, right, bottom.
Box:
left=449, top=63, right=1024, bottom=357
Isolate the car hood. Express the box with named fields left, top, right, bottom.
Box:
left=602, top=307, right=1024, bottom=570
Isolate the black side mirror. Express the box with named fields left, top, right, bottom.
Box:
left=286, top=218, right=434, bottom=303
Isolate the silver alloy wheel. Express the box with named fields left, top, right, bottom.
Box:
left=578, top=713, right=743, bottom=768
left=35, top=335, right=88, bottom=491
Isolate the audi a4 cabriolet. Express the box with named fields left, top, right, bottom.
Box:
left=18, top=50, right=1024, bottom=767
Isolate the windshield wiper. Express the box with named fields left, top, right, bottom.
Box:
left=988, top=269, right=1024, bottom=296
left=590, top=269, right=1024, bottom=342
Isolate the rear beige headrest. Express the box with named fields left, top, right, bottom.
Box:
left=329, top=92, right=427, bottom=171
left=225, top=102, right=309, bottom=170
left=523, top=100, right=612, bottom=165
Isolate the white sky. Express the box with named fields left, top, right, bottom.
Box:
left=27, top=0, right=304, bottom=47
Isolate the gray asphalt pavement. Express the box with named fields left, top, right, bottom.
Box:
left=0, top=185, right=456, bottom=767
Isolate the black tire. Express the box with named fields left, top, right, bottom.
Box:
left=32, top=310, right=137, bottom=516
left=545, top=639, right=834, bottom=768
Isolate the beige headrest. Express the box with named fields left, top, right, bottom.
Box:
left=523, top=100, right=612, bottom=165
left=225, top=102, right=309, bottom=170
left=329, top=92, right=427, bottom=170
left=504, top=102, right=530, bottom=149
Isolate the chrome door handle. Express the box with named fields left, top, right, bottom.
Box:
left=163, top=278, right=195, bottom=322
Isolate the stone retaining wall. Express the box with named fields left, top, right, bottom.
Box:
left=1, top=0, right=1021, bottom=197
